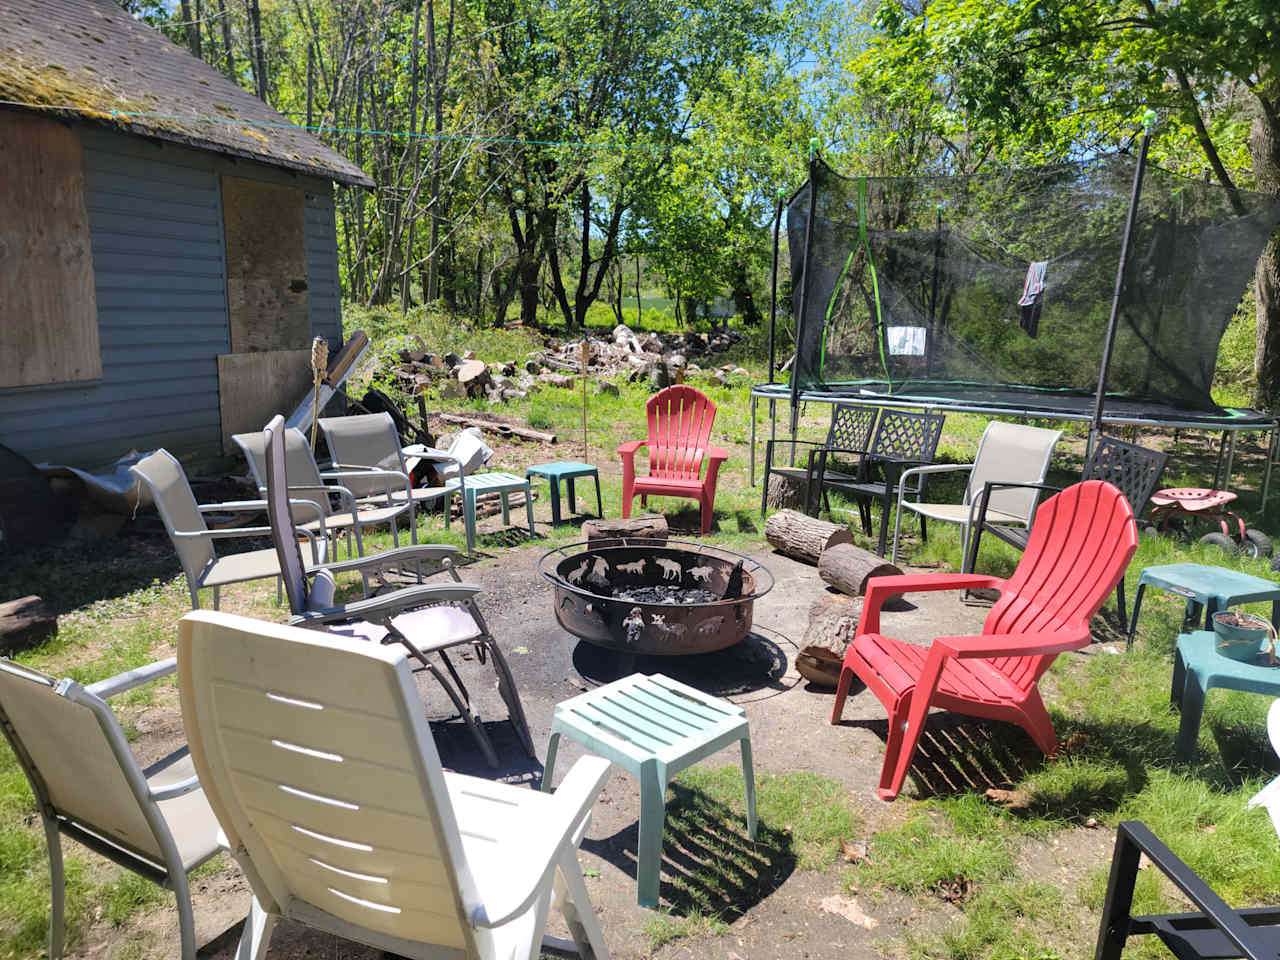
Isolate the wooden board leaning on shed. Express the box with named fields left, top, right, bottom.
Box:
left=221, top=176, right=309, bottom=353
left=218, top=350, right=312, bottom=454
left=0, top=112, right=101, bottom=388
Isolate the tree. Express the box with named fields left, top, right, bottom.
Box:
left=843, top=0, right=1280, bottom=403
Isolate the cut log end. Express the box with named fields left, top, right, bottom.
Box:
left=584, top=515, right=669, bottom=544
left=818, top=542, right=902, bottom=597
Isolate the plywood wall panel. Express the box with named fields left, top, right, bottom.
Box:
left=221, top=176, right=310, bottom=353
left=217, top=350, right=312, bottom=454
left=0, top=111, right=101, bottom=388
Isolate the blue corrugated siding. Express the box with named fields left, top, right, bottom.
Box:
left=0, top=125, right=347, bottom=468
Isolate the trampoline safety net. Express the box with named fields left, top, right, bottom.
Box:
left=788, top=155, right=1280, bottom=421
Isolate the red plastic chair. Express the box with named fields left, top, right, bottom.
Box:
left=618, top=385, right=728, bottom=535
left=831, top=479, right=1137, bottom=800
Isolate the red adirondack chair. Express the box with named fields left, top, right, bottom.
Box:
left=618, top=385, right=728, bottom=535
left=831, top=479, right=1137, bottom=800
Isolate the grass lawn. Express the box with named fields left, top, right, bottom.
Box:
left=3, top=305, right=1280, bottom=958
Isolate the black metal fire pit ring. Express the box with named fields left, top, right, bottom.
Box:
left=539, top=538, right=775, bottom=656
left=538, top=537, right=775, bottom=605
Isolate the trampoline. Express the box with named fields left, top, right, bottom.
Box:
left=752, top=141, right=1280, bottom=500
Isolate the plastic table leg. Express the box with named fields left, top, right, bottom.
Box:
left=1175, top=672, right=1208, bottom=761
left=524, top=485, right=535, bottom=534
left=541, top=729, right=562, bottom=792
left=1127, top=582, right=1147, bottom=649
left=567, top=477, right=577, bottom=515
left=500, top=490, right=511, bottom=526
left=594, top=472, right=603, bottom=519
left=548, top=477, right=562, bottom=525
left=636, top=756, right=668, bottom=908
left=740, top=737, right=758, bottom=840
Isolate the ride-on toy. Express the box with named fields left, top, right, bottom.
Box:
left=1147, top=487, right=1272, bottom=558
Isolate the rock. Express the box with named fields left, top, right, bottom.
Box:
left=443, top=351, right=461, bottom=369
left=596, top=380, right=620, bottom=397
left=439, top=380, right=466, bottom=400
left=709, top=372, right=727, bottom=387
left=524, top=359, right=542, bottom=375
left=666, top=353, right=687, bottom=370
left=462, top=349, right=477, bottom=360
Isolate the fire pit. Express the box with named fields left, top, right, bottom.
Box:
left=539, top=539, right=774, bottom=655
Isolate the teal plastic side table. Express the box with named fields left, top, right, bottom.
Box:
left=1171, top=630, right=1280, bottom=760
left=525, top=461, right=603, bottom=526
left=1128, top=563, right=1280, bottom=649
left=541, top=673, right=756, bottom=908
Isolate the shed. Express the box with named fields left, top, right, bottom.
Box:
left=0, top=0, right=373, bottom=468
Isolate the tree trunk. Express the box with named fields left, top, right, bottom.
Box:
left=218, top=0, right=234, bottom=78
left=1252, top=102, right=1280, bottom=411
left=818, top=542, right=902, bottom=596
left=245, top=0, right=267, bottom=101
left=179, top=0, right=201, bottom=58
left=764, top=509, right=854, bottom=564
left=730, top=261, right=762, bottom=325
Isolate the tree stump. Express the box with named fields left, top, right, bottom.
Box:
left=455, top=359, right=491, bottom=397
left=818, top=543, right=902, bottom=597
left=583, top=515, right=669, bottom=544
left=765, top=472, right=812, bottom=513
left=764, top=509, right=853, bottom=564
left=0, top=596, right=56, bottom=654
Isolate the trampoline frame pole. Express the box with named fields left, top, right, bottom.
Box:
left=791, top=157, right=819, bottom=434
left=1090, top=130, right=1153, bottom=455
left=767, top=197, right=783, bottom=386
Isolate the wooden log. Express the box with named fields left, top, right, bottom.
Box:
left=583, top=515, right=669, bottom=544
left=764, top=509, right=853, bottom=564
left=818, top=542, right=902, bottom=597
left=455, top=359, right=491, bottom=397
left=0, top=596, right=56, bottom=653
left=765, top=471, right=811, bottom=512
left=433, top=412, right=557, bottom=444
left=796, top=593, right=863, bottom=687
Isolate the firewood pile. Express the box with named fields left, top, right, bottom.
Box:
left=372, top=324, right=750, bottom=406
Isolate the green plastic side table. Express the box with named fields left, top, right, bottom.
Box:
left=541, top=673, right=757, bottom=908
left=1127, top=563, right=1280, bottom=649
left=525, top=461, right=603, bottom=526
left=1171, top=630, right=1280, bottom=760
left=441, top=471, right=534, bottom=553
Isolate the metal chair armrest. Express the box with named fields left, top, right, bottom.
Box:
left=149, top=775, right=202, bottom=802
left=86, top=657, right=177, bottom=699
left=291, top=582, right=483, bottom=625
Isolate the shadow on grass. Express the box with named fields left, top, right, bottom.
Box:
left=582, top=781, right=795, bottom=920
left=0, top=526, right=184, bottom=615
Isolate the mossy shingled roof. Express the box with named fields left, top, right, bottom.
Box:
left=0, top=0, right=373, bottom=187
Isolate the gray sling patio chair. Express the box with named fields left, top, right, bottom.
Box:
left=130, top=449, right=326, bottom=609
left=964, top=434, right=1166, bottom=620
left=318, top=411, right=458, bottom=514
left=261, top=414, right=535, bottom=767
left=0, top=656, right=221, bottom=959
left=889, top=420, right=1062, bottom=565
left=234, top=422, right=416, bottom=558
left=177, top=610, right=612, bottom=960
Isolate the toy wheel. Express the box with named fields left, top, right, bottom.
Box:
left=1243, top=529, right=1273, bottom=559
left=1199, top=532, right=1238, bottom=555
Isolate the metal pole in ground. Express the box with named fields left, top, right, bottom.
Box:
left=1089, top=112, right=1156, bottom=458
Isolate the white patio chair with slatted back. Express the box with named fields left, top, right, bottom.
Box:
left=889, top=420, right=1062, bottom=566
left=177, top=611, right=613, bottom=960
left=262, top=414, right=535, bottom=767
left=130, top=449, right=326, bottom=609
left=234, top=423, right=416, bottom=558
left=0, top=656, right=221, bottom=959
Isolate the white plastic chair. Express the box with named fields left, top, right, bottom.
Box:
left=177, top=610, right=613, bottom=960
left=0, top=656, right=221, bottom=958
left=1249, top=699, right=1280, bottom=836
left=890, top=420, right=1062, bottom=566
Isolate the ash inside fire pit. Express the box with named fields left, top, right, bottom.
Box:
left=614, top=585, right=720, bottom=604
